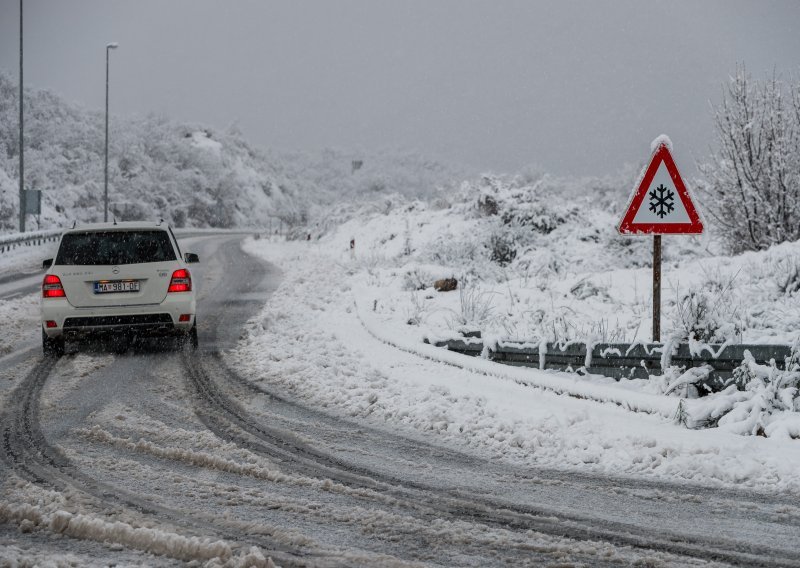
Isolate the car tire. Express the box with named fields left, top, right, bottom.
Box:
left=188, top=321, right=199, bottom=349
left=42, top=330, right=65, bottom=358
left=179, top=322, right=199, bottom=351
left=111, top=333, right=131, bottom=355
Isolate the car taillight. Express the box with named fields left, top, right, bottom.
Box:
left=42, top=274, right=66, bottom=298
left=168, top=269, right=192, bottom=293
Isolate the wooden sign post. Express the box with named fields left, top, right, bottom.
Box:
left=653, top=234, right=661, bottom=341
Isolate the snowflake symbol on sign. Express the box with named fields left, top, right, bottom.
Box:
left=648, top=184, right=675, bottom=219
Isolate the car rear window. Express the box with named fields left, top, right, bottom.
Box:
left=55, top=230, right=177, bottom=265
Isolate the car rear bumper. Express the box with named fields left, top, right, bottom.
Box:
left=42, top=295, right=195, bottom=338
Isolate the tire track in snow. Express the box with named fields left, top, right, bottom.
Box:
left=0, top=353, right=313, bottom=567
left=0, top=235, right=394, bottom=567
left=185, top=351, right=800, bottom=568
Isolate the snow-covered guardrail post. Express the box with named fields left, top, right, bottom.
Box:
left=617, top=136, right=704, bottom=342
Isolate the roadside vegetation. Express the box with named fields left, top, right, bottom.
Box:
left=0, top=72, right=463, bottom=232
left=3, top=66, right=799, bottom=438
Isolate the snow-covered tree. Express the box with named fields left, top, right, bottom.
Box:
left=0, top=71, right=468, bottom=233
left=699, top=67, right=800, bottom=253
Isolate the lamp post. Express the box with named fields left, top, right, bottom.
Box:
left=104, top=42, right=118, bottom=223
left=18, top=0, right=25, bottom=232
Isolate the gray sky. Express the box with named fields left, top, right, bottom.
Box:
left=1, top=0, right=799, bottom=176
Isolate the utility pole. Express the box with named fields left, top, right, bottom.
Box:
left=18, top=0, right=25, bottom=232
left=104, top=42, right=118, bottom=222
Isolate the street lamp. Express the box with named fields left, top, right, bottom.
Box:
left=18, top=0, right=25, bottom=232
left=104, top=42, right=119, bottom=223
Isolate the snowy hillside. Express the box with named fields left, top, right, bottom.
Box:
left=316, top=171, right=800, bottom=346
left=260, top=170, right=800, bottom=440
left=0, top=72, right=464, bottom=232
left=311, top=172, right=740, bottom=344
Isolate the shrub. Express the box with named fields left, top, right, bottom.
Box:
left=405, top=292, right=430, bottom=326
left=449, top=282, right=496, bottom=329
left=489, top=232, right=516, bottom=266
left=773, top=255, right=800, bottom=296
left=686, top=353, right=800, bottom=437
left=402, top=267, right=434, bottom=291
left=670, top=271, right=742, bottom=343
left=698, top=67, right=800, bottom=253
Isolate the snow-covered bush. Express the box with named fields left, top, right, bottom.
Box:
left=402, top=267, right=435, bottom=291
left=0, top=73, right=306, bottom=230
left=773, top=254, right=800, bottom=296
left=656, top=365, right=714, bottom=399
left=428, top=235, right=485, bottom=266
left=603, top=231, right=653, bottom=268
left=0, top=72, right=468, bottom=233
left=699, top=67, right=800, bottom=254
left=488, top=231, right=517, bottom=265
left=686, top=352, right=800, bottom=438
left=670, top=271, right=742, bottom=342
left=569, top=278, right=608, bottom=301
left=405, top=292, right=430, bottom=326
left=469, top=174, right=579, bottom=238
left=449, top=282, right=496, bottom=329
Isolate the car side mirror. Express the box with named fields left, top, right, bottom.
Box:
left=42, top=258, right=53, bottom=269
left=184, top=252, right=199, bottom=264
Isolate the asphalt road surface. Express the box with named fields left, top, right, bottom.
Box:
left=1, top=235, right=798, bottom=567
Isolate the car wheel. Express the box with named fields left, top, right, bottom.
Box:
left=110, top=333, right=131, bottom=355
left=188, top=321, right=199, bottom=349
left=42, top=330, right=65, bottom=358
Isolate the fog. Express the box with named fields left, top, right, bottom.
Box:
left=1, top=0, right=799, bottom=175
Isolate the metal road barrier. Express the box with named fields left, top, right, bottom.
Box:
left=425, top=335, right=794, bottom=390
left=0, top=229, right=61, bottom=254
left=0, top=227, right=258, bottom=255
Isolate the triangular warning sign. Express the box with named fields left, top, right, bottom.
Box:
left=618, top=141, right=704, bottom=235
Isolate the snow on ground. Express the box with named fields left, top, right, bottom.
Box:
left=0, top=239, right=57, bottom=281
left=316, top=193, right=800, bottom=345
left=0, top=295, right=39, bottom=357
left=231, top=238, right=800, bottom=494
left=292, top=184, right=800, bottom=439
left=0, top=477, right=276, bottom=567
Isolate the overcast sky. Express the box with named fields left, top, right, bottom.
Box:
left=1, top=0, right=799, bottom=176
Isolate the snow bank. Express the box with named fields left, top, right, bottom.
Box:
left=0, top=496, right=230, bottom=564
left=231, top=239, right=800, bottom=492
left=354, top=283, right=679, bottom=418
left=0, top=479, right=278, bottom=567
left=0, top=295, right=39, bottom=357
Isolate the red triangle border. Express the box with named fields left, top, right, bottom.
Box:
left=618, top=143, right=704, bottom=235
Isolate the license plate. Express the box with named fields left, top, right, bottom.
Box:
left=94, top=280, right=140, bottom=294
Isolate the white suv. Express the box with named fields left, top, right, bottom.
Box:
left=41, top=221, right=198, bottom=356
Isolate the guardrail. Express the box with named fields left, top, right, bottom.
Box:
left=425, top=335, right=794, bottom=391
left=0, top=229, right=61, bottom=254
left=0, top=227, right=260, bottom=255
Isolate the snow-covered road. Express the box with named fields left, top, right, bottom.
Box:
left=1, top=235, right=799, bottom=567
